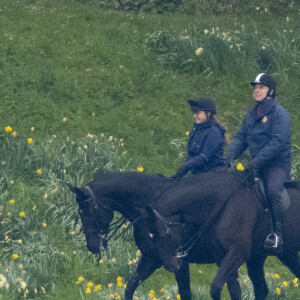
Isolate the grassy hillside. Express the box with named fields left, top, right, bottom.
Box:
left=1, top=0, right=300, bottom=175
left=0, top=0, right=300, bottom=299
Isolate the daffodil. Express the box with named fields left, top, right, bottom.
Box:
left=236, top=163, right=244, bottom=171
left=195, top=47, right=203, bottom=56
left=94, top=285, right=102, bottom=291
left=5, top=126, right=12, bottom=132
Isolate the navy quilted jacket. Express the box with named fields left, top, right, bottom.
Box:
left=227, top=98, right=291, bottom=167
left=184, top=119, right=226, bottom=173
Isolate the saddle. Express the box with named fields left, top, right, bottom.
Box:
left=252, top=176, right=290, bottom=212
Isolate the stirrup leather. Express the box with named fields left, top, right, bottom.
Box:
left=264, top=233, right=282, bottom=249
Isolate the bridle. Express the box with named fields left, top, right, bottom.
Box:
left=79, top=185, right=140, bottom=253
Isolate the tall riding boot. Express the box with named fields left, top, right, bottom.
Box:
left=264, top=197, right=284, bottom=252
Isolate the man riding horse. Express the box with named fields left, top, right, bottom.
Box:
left=227, top=73, right=291, bottom=252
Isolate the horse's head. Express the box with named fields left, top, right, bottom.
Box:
left=68, top=184, right=113, bottom=256
left=143, top=206, right=183, bottom=273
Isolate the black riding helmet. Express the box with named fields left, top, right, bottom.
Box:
left=188, top=98, right=217, bottom=115
left=250, top=73, right=276, bottom=98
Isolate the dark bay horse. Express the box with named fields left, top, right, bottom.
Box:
left=69, top=171, right=300, bottom=300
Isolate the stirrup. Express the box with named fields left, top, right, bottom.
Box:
left=264, top=233, right=282, bottom=250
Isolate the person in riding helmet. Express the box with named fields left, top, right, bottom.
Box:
left=173, top=98, right=226, bottom=178
left=227, top=73, right=291, bottom=252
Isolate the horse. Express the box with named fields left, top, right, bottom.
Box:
left=143, top=171, right=300, bottom=300
left=68, top=171, right=242, bottom=300
left=68, top=170, right=300, bottom=300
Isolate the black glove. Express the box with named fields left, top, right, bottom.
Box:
left=173, top=164, right=189, bottom=179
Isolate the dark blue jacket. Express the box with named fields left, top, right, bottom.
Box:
left=227, top=98, right=291, bottom=168
left=184, top=119, right=226, bottom=173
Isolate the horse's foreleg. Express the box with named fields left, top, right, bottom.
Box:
left=211, top=247, right=244, bottom=300
left=225, top=271, right=241, bottom=300
left=277, top=251, right=300, bottom=278
left=246, top=256, right=268, bottom=300
left=175, top=262, right=192, bottom=300
left=125, top=254, right=162, bottom=300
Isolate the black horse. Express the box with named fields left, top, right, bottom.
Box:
left=69, top=171, right=300, bottom=300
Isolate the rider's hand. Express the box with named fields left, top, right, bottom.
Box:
left=226, top=158, right=233, bottom=169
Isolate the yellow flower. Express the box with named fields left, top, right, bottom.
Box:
left=283, top=281, right=288, bottom=286
left=276, top=287, right=281, bottom=295
left=12, top=254, right=19, bottom=259
left=109, top=294, right=114, bottom=298
left=236, top=163, right=244, bottom=171
left=36, top=169, right=42, bottom=174
left=177, top=295, right=181, bottom=300
left=137, top=167, right=144, bottom=172
left=293, top=278, right=299, bottom=284
left=9, top=199, right=15, bottom=205
left=41, top=286, right=46, bottom=294
left=62, top=117, right=67, bottom=122
left=27, top=138, right=33, bottom=144
left=204, top=29, right=209, bottom=35
left=86, top=281, right=93, bottom=288
left=195, top=47, right=203, bottom=56
left=19, top=211, right=25, bottom=217
left=78, top=276, right=84, bottom=282
left=94, top=285, right=102, bottom=291
left=148, top=290, right=155, bottom=298
left=275, top=274, right=280, bottom=279
left=18, top=240, right=22, bottom=244
left=10, top=180, right=14, bottom=184
left=5, top=126, right=12, bottom=132
left=42, top=223, right=47, bottom=228
left=286, top=16, right=290, bottom=22
left=186, top=131, right=189, bottom=136
left=85, top=287, right=91, bottom=294
left=12, top=131, right=17, bottom=137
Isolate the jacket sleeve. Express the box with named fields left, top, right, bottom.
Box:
left=253, top=107, right=290, bottom=166
left=185, top=129, right=223, bottom=170
left=227, top=117, right=248, bottom=161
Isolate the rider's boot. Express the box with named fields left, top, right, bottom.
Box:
left=264, top=197, right=284, bottom=252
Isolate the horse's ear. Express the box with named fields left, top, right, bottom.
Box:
left=68, top=184, right=85, bottom=198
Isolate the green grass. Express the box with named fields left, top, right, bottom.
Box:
left=0, top=0, right=300, bottom=299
